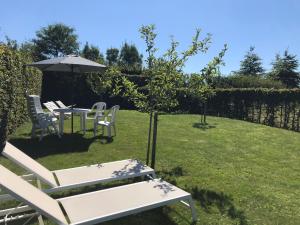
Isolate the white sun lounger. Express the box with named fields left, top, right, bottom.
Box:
left=0, top=142, right=155, bottom=200
left=55, top=100, right=73, bottom=109
left=0, top=165, right=197, bottom=224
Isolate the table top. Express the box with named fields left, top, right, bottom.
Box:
left=54, top=108, right=91, bottom=113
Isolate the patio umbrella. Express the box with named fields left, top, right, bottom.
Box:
left=27, top=55, right=106, bottom=133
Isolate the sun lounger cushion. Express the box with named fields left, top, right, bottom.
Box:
left=2, top=142, right=57, bottom=187
left=54, top=159, right=154, bottom=187
left=59, top=179, right=191, bottom=224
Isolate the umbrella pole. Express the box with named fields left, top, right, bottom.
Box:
left=71, top=65, right=74, bottom=134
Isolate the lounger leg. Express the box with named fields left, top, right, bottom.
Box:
left=150, top=171, right=157, bottom=178
left=36, top=179, right=45, bottom=225
left=187, top=196, right=197, bottom=223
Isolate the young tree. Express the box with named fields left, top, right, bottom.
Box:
left=119, top=42, right=143, bottom=74
left=236, top=46, right=264, bottom=76
left=106, top=48, right=119, bottom=66
left=33, top=23, right=79, bottom=59
left=270, top=50, right=299, bottom=88
left=188, top=46, right=227, bottom=123
left=113, top=25, right=226, bottom=168
left=81, top=42, right=105, bottom=64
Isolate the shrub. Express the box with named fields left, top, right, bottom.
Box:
left=212, top=75, right=285, bottom=89
left=178, top=88, right=300, bottom=131
left=0, top=44, right=42, bottom=139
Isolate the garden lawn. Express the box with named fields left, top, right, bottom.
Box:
left=0, top=110, right=299, bottom=225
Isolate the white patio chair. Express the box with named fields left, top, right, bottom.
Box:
left=0, top=164, right=197, bottom=225
left=27, top=95, right=60, bottom=141
left=0, top=142, right=155, bottom=201
left=94, top=105, right=120, bottom=137
left=86, top=102, right=106, bottom=121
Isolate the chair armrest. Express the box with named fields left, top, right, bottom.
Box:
left=95, top=114, right=105, bottom=122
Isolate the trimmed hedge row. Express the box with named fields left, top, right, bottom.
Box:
left=0, top=44, right=42, bottom=137
left=179, top=88, right=300, bottom=131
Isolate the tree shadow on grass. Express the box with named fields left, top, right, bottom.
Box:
left=8, top=133, right=96, bottom=159
left=192, top=122, right=216, bottom=131
left=189, top=186, right=247, bottom=225
left=156, top=166, right=186, bottom=186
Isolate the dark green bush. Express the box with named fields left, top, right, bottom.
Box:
left=212, top=75, right=285, bottom=89
left=0, top=44, right=42, bottom=139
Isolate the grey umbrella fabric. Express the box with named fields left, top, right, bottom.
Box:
left=27, top=55, right=106, bottom=73
left=27, top=55, right=106, bottom=133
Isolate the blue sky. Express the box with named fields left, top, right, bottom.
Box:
left=1, top=0, right=299, bottom=75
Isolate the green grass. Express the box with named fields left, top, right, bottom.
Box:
left=1, top=110, right=300, bottom=225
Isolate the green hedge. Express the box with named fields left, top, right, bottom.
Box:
left=179, top=88, right=300, bottom=131
left=0, top=44, right=42, bottom=142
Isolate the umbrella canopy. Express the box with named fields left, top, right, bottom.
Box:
left=27, top=55, right=106, bottom=73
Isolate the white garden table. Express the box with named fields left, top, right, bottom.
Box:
left=54, top=108, right=91, bottom=135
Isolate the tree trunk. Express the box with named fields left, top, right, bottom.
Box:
left=151, top=112, right=158, bottom=169
left=203, top=102, right=207, bottom=123
left=146, top=111, right=153, bottom=165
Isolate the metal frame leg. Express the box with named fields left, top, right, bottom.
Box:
left=188, top=196, right=197, bottom=223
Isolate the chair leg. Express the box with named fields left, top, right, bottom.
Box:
left=93, top=122, right=97, bottom=137
left=113, top=124, right=116, bottom=136
left=39, top=129, right=45, bottom=141
left=31, top=126, right=36, bottom=138
left=102, top=125, right=104, bottom=135
left=53, top=124, right=61, bottom=138
left=107, top=126, right=111, bottom=138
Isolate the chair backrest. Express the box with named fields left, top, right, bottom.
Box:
left=0, top=164, right=68, bottom=225
left=110, top=105, right=120, bottom=123
left=55, top=100, right=67, bottom=109
left=27, top=95, right=44, bottom=124
left=43, top=102, right=59, bottom=112
left=2, top=142, right=58, bottom=187
left=91, top=102, right=106, bottom=117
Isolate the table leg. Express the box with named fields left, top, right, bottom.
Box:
left=80, top=113, right=83, bottom=131
left=59, top=112, right=64, bottom=135
left=83, top=112, right=87, bottom=134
